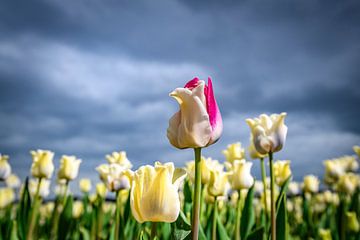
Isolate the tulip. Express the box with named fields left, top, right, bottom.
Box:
left=246, top=113, right=288, bottom=155
left=106, top=151, right=132, bottom=169
left=229, top=160, right=254, bottom=190
left=288, top=182, right=301, bottom=195
left=248, top=136, right=267, bottom=160
left=354, top=145, right=360, bottom=157
left=346, top=211, right=360, bottom=232
left=57, top=155, right=82, bottom=181
left=273, top=160, right=292, bottom=186
left=222, top=142, right=245, bottom=165
left=72, top=201, right=84, bottom=219
left=324, top=160, right=345, bottom=184
left=208, top=169, right=230, bottom=197
left=186, top=157, right=224, bottom=184
left=302, top=175, right=319, bottom=193
left=167, top=77, right=222, bottom=149
left=130, top=162, right=186, bottom=223
left=6, top=174, right=21, bottom=188
left=0, top=187, right=15, bottom=209
left=319, top=229, right=332, bottom=240
left=0, top=154, right=11, bottom=180
left=79, top=178, right=92, bottom=193
left=96, top=182, right=107, bottom=198
left=337, top=173, right=359, bottom=194
left=96, top=163, right=133, bottom=192
left=30, top=150, right=55, bottom=179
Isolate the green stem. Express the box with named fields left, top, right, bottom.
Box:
left=151, top=222, right=157, bottom=240
left=26, top=177, right=43, bottom=240
left=191, top=147, right=202, bottom=240
left=269, top=152, right=276, bottom=240
left=339, top=194, right=346, bottom=240
left=235, top=190, right=242, bottom=240
left=115, top=191, right=125, bottom=240
left=97, top=197, right=104, bottom=240
left=260, top=158, right=268, bottom=233
left=212, top=197, right=218, bottom=240
left=50, top=181, right=69, bottom=240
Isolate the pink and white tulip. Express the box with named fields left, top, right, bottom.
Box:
left=167, top=77, right=223, bottom=149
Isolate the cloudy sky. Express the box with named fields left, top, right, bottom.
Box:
left=1, top=0, right=359, bottom=188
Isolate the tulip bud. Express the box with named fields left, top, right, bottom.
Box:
left=0, top=154, right=11, bottom=180
left=96, top=163, right=133, bottom=192
left=246, top=113, right=288, bottom=154
left=96, top=182, right=107, bottom=198
left=106, top=151, right=132, bottom=169
left=208, top=169, right=230, bottom=197
left=273, top=160, right=292, bottom=187
left=288, top=182, right=300, bottom=195
left=167, top=77, right=222, bottom=149
left=0, top=187, right=15, bottom=209
left=79, top=178, right=92, bottom=193
left=302, top=175, right=319, bottom=193
left=346, top=211, right=359, bottom=232
left=337, top=173, right=359, bottom=194
left=319, top=229, right=332, bottom=240
left=30, top=150, right=55, bottom=179
left=222, top=142, right=245, bottom=164
left=72, top=201, right=84, bottom=219
left=130, top=162, right=187, bottom=223
left=186, top=157, right=223, bottom=185
left=5, top=174, right=21, bottom=188
left=57, top=155, right=81, bottom=181
left=229, top=160, right=254, bottom=190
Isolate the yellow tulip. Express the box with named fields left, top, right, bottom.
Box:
left=302, top=175, right=319, bottom=193
left=5, top=174, right=21, bottom=188
left=30, top=150, right=55, bottom=179
left=229, top=160, right=254, bottom=190
left=273, top=160, right=292, bottom=186
left=246, top=113, right=288, bottom=154
left=319, top=229, right=332, bottom=240
left=0, top=187, right=15, bottom=209
left=79, top=178, right=92, bottom=193
left=72, top=201, right=84, bottom=219
left=106, top=151, right=132, bottom=169
left=208, top=169, right=230, bottom=197
left=57, top=155, right=82, bottom=181
left=222, top=142, right=245, bottom=164
left=0, top=154, right=11, bottom=180
left=130, top=162, right=186, bottom=223
left=96, top=163, right=133, bottom=192
left=353, top=145, right=360, bottom=157
left=186, top=157, right=223, bottom=184
left=346, top=211, right=360, bottom=232
left=337, top=173, right=359, bottom=194
left=96, top=182, right=107, bottom=198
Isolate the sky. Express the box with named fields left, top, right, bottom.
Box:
left=0, top=0, right=359, bottom=191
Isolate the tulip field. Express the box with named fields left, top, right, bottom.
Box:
left=0, top=78, right=359, bottom=240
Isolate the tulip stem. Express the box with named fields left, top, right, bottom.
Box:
left=260, top=158, right=268, bottom=227
left=150, top=222, right=157, bottom=240
left=115, top=191, right=121, bottom=240
left=269, top=152, right=276, bottom=240
left=235, top=190, right=242, bottom=240
left=27, top=177, right=43, bottom=240
left=212, top=197, right=218, bottom=240
left=191, top=147, right=202, bottom=240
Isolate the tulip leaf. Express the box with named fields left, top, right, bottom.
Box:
left=240, top=184, right=255, bottom=240
left=276, top=176, right=291, bottom=212
left=58, top=195, right=74, bottom=240
left=171, top=211, right=191, bottom=240
left=124, top=192, right=131, bottom=225
left=276, top=194, right=288, bottom=240
left=247, top=226, right=265, bottom=240
left=183, top=180, right=193, bottom=203
left=16, top=177, right=31, bottom=240
left=217, top=217, right=230, bottom=240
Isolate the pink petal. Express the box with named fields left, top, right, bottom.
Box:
left=184, top=77, right=200, bottom=90
left=205, top=77, right=220, bottom=130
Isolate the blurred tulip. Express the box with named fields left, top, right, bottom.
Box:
left=354, top=145, right=360, bottom=157
left=57, top=155, right=81, bottom=181
left=5, top=174, right=21, bottom=188
left=79, top=178, right=92, bottom=193
left=273, top=160, right=292, bottom=186
left=96, top=163, right=133, bottom=192
left=222, top=142, right=245, bottom=164
left=319, top=229, right=332, bottom=240
left=0, top=154, right=11, bottom=180
left=186, top=157, right=223, bottom=184
left=30, top=150, right=55, bottom=179
left=229, top=160, right=254, bottom=190
left=246, top=113, right=288, bottom=154
left=29, top=179, right=51, bottom=198
left=130, top=162, right=186, bottom=223
left=337, top=173, right=359, bottom=194
left=96, top=182, right=107, bottom=198
left=72, top=201, right=84, bottom=219
left=0, top=187, right=15, bottom=209
left=167, top=77, right=222, bottom=149
left=346, top=211, right=360, bottom=232
left=106, top=151, right=132, bottom=169
left=288, top=182, right=301, bottom=195
left=302, top=175, right=320, bottom=193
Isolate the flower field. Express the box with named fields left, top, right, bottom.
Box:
left=0, top=78, right=359, bottom=240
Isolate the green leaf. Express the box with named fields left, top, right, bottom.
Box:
left=124, top=192, right=131, bottom=226
left=276, top=176, right=291, bottom=212
left=183, top=180, right=193, bottom=203
left=276, top=195, right=288, bottom=240
left=247, top=226, right=265, bottom=240
left=161, top=223, right=171, bottom=240
left=9, top=220, right=19, bottom=240
left=171, top=211, right=191, bottom=240
left=217, top=218, right=230, bottom=240
left=58, top=195, right=74, bottom=240
left=240, top=185, right=255, bottom=240
left=17, top=177, right=31, bottom=240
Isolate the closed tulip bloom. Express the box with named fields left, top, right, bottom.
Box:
left=72, top=201, right=84, bottom=219
left=79, top=178, right=92, bottom=193
left=273, top=160, right=292, bottom=186
left=222, top=142, right=245, bottom=164
left=302, top=175, right=319, bottom=193
left=319, top=229, right=332, bottom=240
left=130, top=162, right=187, bottom=223
left=0, top=154, right=11, bottom=180
left=346, top=211, right=360, bottom=232
left=0, top=187, right=15, bottom=209
left=167, top=77, right=222, bottom=149
left=6, top=174, right=21, bottom=188
left=354, top=145, right=360, bottom=157
left=96, top=182, right=107, bottom=198
left=324, top=160, right=345, bottom=184
left=229, top=160, right=254, bottom=190
left=186, top=157, right=223, bottom=184
left=29, top=179, right=51, bottom=198
left=337, top=173, right=359, bottom=194
left=106, top=151, right=132, bottom=169
left=208, top=169, right=230, bottom=197
left=96, top=163, right=133, bottom=192
left=31, top=150, right=55, bottom=179
left=246, top=113, right=288, bottom=154
left=288, top=182, right=301, bottom=195
left=248, top=136, right=267, bottom=159
left=57, top=155, right=82, bottom=181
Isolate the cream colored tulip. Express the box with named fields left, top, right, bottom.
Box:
left=0, top=187, right=15, bottom=209
left=5, top=174, right=21, bottom=188
left=208, top=169, right=230, bottom=197
left=106, top=151, right=132, bottom=169
left=273, top=160, right=292, bottom=186
left=302, top=175, right=319, bottom=193
left=96, top=182, right=107, bottom=198
left=353, top=145, right=360, bottom=157
left=248, top=135, right=267, bottom=159
left=30, top=150, right=55, bottom=179
left=337, top=173, right=359, bottom=194
left=222, top=142, right=245, bottom=164
left=130, top=162, right=187, bottom=223
left=229, top=160, right=254, bottom=190
left=96, top=163, right=133, bottom=192
left=324, top=160, right=345, bottom=184
left=0, top=154, right=11, bottom=180
left=72, top=201, right=84, bottom=219
left=57, top=155, right=81, bottom=181
left=79, top=178, right=92, bottom=193
left=288, top=182, right=300, bottom=195
left=186, top=157, right=223, bottom=184
left=346, top=211, right=359, bottom=232
left=246, top=113, right=288, bottom=154
left=29, top=179, right=51, bottom=198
